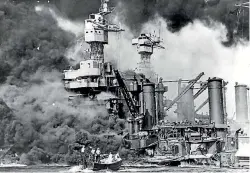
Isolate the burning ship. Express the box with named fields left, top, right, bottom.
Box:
left=62, top=0, right=250, bottom=169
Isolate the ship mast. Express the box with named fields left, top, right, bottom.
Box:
left=85, top=0, right=124, bottom=64
left=132, top=31, right=164, bottom=82
left=63, top=0, right=124, bottom=97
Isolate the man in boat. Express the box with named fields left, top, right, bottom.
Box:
left=81, top=145, right=88, bottom=169
left=106, top=152, right=113, bottom=163
left=114, top=153, right=121, bottom=161
left=91, top=147, right=96, bottom=162
left=148, top=149, right=154, bottom=157
left=95, top=148, right=101, bottom=163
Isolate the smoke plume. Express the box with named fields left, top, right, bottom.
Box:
left=26, top=0, right=248, bottom=45
left=0, top=1, right=125, bottom=165
left=115, top=0, right=249, bottom=44
left=13, top=0, right=248, bottom=44
left=107, top=15, right=250, bottom=120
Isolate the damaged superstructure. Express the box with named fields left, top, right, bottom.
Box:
left=63, top=0, right=124, bottom=97
left=62, top=0, right=249, bottom=169
left=63, top=0, right=126, bottom=118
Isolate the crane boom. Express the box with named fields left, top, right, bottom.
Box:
left=193, top=83, right=208, bottom=99
left=163, top=80, right=191, bottom=83
left=114, top=70, right=138, bottom=118
left=165, top=72, right=205, bottom=111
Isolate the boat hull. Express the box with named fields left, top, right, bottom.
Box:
left=93, top=160, right=122, bottom=171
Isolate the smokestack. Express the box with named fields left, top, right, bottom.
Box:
left=207, top=77, right=225, bottom=125
left=179, top=85, right=195, bottom=123
left=155, top=78, right=167, bottom=123
left=235, top=82, right=249, bottom=123
left=142, top=82, right=156, bottom=129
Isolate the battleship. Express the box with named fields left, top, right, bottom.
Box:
left=62, top=0, right=250, bottom=171
left=0, top=0, right=249, bottom=172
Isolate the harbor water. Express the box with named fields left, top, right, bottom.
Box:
left=0, top=166, right=248, bottom=173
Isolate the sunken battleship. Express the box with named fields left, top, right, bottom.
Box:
left=63, top=0, right=250, bottom=169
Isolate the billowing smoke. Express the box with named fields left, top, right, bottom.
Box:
left=0, top=1, right=125, bottom=165
left=27, top=0, right=248, bottom=45
left=115, top=0, right=249, bottom=44
left=14, top=0, right=248, bottom=44
left=112, top=15, right=249, bottom=118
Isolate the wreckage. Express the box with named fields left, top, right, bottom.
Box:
left=62, top=0, right=250, bottom=169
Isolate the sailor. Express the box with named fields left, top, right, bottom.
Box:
left=95, top=148, right=101, bottom=163
left=148, top=149, right=152, bottom=157
left=106, top=152, right=113, bottom=163
left=81, top=145, right=85, bottom=153
left=114, top=153, right=121, bottom=161
left=91, top=147, right=96, bottom=162
left=149, top=149, right=154, bottom=157
left=81, top=145, right=88, bottom=169
left=146, top=149, right=150, bottom=156
left=149, top=149, right=152, bottom=156
left=102, top=0, right=108, bottom=12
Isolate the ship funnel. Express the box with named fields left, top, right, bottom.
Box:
left=235, top=82, right=249, bottom=123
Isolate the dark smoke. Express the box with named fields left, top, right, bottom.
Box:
left=9, top=0, right=248, bottom=44
left=46, top=0, right=249, bottom=45
left=115, top=0, right=249, bottom=44
left=0, top=1, right=126, bottom=165
left=0, top=1, right=73, bottom=85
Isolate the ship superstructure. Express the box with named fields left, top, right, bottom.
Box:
left=63, top=0, right=124, bottom=97
left=132, top=33, right=164, bottom=83
left=62, top=0, right=249, bottom=168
